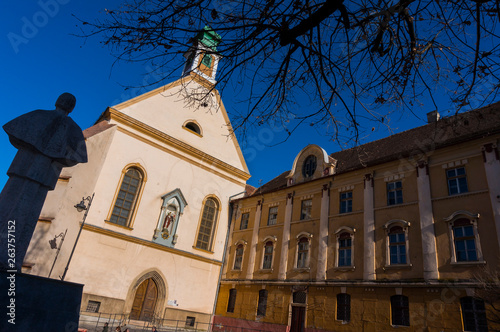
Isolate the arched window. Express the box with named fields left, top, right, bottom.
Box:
left=233, top=244, right=244, bottom=270
left=444, top=211, right=484, bottom=264
left=388, top=226, right=406, bottom=264
left=195, top=197, right=219, bottom=251
left=296, top=233, right=312, bottom=269
left=338, top=232, right=353, bottom=267
left=261, top=236, right=277, bottom=270
left=384, top=220, right=410, bottom=266
left=108, top=166, right=145, bottom=227
left=335, top=227, right=355, bottom=269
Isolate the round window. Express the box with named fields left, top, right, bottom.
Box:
left=302, top=155, right=317, bottom=177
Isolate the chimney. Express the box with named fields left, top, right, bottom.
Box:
left=427, top=110, right=440, bottom=123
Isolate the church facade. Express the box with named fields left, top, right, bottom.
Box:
left=214, top=105, right=500, bottom=331
left=24, top=28, right=250, bottom=326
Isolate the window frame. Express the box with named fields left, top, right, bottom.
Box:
left=300, top=199, right=312, bottom=220
left=106, top=164, right=147, bottom=229
left=227, top=288, right=237, bottom=313
left=267, top=206, right=278, bottom=226
left=391, top=295, right=410, bottom=327
left=444, top=211, right=485, bottom=265
left=302, top=155, right=317, bottom=177
left=261, top=236, right=277, bottom=270
left=194, top=196, right=221, bottom=252
left=295, top=232, right=312, bottom=269
left=232, top=240, right=247, bottom=271
left=240, top=212, right=249, bottom=230
left=334, top=227, right=355, bottom=269
left=257, top=289, right=268, bottom=317
left=182, top=119, right=203, bottom=137
left=384, top=220, right=411, bottom=267
left=387, top=180, right=403, bottom=206
left=336, top=293, right=351, bottom=323
left=446, top=166, right=469, bottom=195
left=460, top=297, right=488, bottom=332
left=339, top=191, right=353, bottom=214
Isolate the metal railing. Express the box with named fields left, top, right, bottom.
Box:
left=78, top=313, right=275, bottom=332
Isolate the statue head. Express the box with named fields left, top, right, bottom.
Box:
left=55, top=93, right=76, bottom=114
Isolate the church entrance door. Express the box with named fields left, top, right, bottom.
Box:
left=130, top=278, right=158, bottom=321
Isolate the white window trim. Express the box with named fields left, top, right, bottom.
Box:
left=232, top=240, right=247, bottom=271
left=295, top=232, right=313, bottom=270
left=260, top=236, right=277, bottom=271
left=444, top=211, right=485, bottom=265
left=384, top=220, right=411, bottom=268
left=267, top=206, right=278, bottom=226
left=334, top=227, right=356, bottom=270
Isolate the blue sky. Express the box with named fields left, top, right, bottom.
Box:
left=0, top=1, right=484, bottom=190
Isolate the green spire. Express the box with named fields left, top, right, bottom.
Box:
left=196, top=26, right=221, bottom=51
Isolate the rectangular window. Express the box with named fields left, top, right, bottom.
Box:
left=336, top=293, right=351, bottom=322
left=338, top=234, right=352, bottom=267
left=340, top=191, right=353, bottom=214
left=297, top=238, right=309, bottom=268
left=267, top=207, right=278, bottom=225
left=389, top=229, right=407, bottom=264
left=447, top=167, right=468, bottom=195
left=240, top=213, right=249, bottom=230
left=234, top=245, right=244, bottom=270
left=387, top=181, right=403, bottom=205
left=257, top=290, right=268, bottom=316
left=263, top=242, right=273, bottom=269
left=460, top=297, right=488, bottom=331
left=454, top=224, right=477, bottom=262
left=185, top=316, right=196, bottom=328
left=86, top=300, right=101, bottom=313
left=300, top=199, right=312, bottom=220
left=391, top=295, right=410, bottom=326
left=227, top=289, right=237, bottom=313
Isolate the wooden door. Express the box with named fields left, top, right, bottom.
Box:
left=290, top=306, right=305, bottom=332
left=130, top=278, right=158, bottom=321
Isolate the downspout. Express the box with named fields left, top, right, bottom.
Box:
left=210, top=191, right=246, bottom=330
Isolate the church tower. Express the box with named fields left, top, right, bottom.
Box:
left=182, top=26, right=222, bottom=84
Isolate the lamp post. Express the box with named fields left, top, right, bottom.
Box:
left=48, top=229, right=67, bottom=278
left=61, top=193, right=94, bottom=281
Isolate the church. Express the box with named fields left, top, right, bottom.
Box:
left=24, top=27, right=251, bottom=327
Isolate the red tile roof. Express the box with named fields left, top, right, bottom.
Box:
left=248, top=103, right=500, bottom=196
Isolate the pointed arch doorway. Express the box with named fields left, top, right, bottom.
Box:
left=130, top=278, right=158, bottom=321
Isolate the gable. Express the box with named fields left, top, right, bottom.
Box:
left=110, top=74, right=249, bottom=176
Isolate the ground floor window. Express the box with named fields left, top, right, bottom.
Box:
left=391, top=295, right=410, bottom=326
left=461, top=297, right=488, bottom=331
left=336, top=293, right=350, bottom=322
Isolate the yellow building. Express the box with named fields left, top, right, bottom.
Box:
left=214, top=106, right=500, bottom=331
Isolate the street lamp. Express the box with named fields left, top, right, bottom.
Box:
left=48, top=230, right=67, bottom=278
left=60, top=193, right=94, bottom=281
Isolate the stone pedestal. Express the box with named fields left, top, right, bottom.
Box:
left=0, top=271, right=83, bottom=331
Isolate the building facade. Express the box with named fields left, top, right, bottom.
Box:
left=24, top=28, right=251, bottom=326
left=215, top=105, right=500, bottom=331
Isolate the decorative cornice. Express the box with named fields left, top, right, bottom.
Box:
left=106, top=107, right=250, bottom=181
left=443, top=210, right=480, bottom=222
left=82, top=223, right=222, bottom=266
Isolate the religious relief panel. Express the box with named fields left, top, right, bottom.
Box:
left=153, top=189, right=187, bottom=247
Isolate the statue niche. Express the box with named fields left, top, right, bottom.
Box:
left=153, top=189, right=187, bottom=247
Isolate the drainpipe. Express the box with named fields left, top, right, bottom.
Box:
left=210, top=191, right=246, bottom=331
